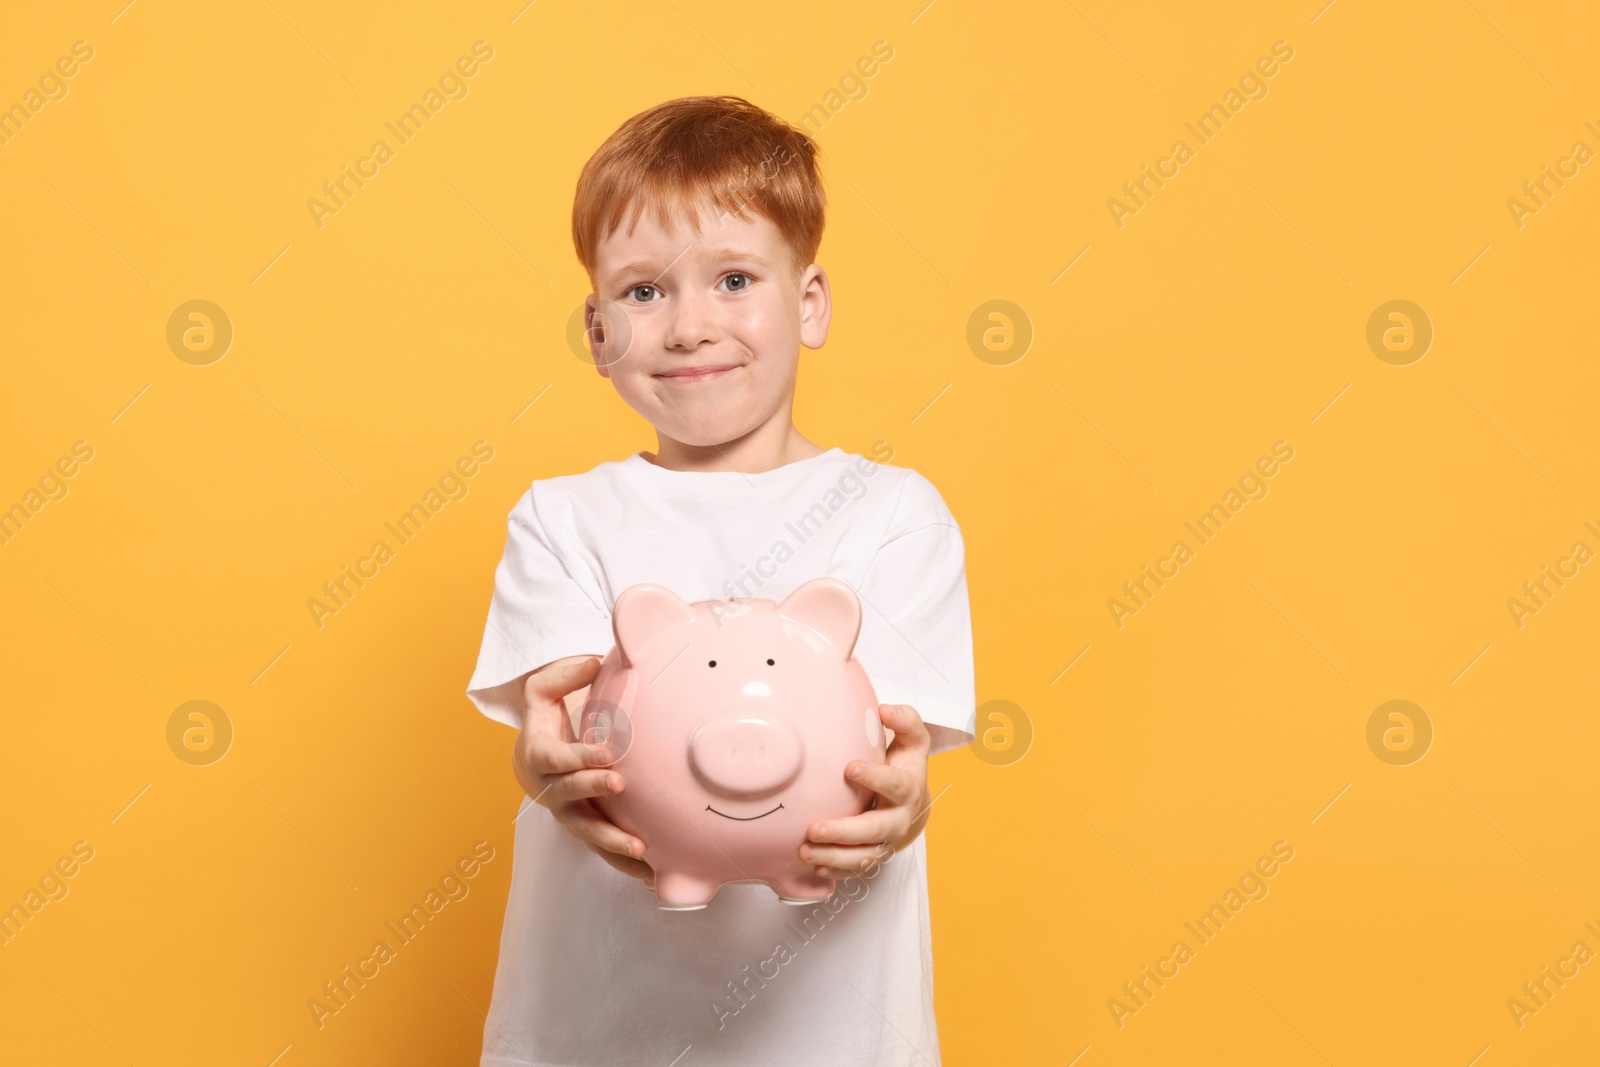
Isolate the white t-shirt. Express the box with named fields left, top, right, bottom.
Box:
left=465, top=446, right=976, bottom=1067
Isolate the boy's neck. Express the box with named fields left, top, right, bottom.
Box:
left=644, top=423, right=826, bottom=474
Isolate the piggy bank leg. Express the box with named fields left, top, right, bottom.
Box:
left=654, top=871, right=718, bottom=911
left=774, top=870, right=836, bottom=905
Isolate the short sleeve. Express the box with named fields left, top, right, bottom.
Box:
left=464, top=488, right=615, bottom=729
left=852, top=518, right=977, bottom=756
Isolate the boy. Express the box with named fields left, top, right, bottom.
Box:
left=465, top=95, right=976, bottom=1066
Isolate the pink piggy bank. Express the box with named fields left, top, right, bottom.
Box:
left=577, top=577, right=888, bottom=910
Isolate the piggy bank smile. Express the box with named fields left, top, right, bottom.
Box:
left=705, top=802, right=785, bottom=820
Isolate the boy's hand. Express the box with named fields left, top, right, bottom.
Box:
left=513, top=655, right=656, bottom=890
left=799, top=703, right=932, bottom=880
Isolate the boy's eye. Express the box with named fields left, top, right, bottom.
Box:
left=721, top=272, right=751, bottom=292
left=626, top=283, right=659, bottom=302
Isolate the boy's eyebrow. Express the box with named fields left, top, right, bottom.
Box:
left=608, top=247, right=773, bottom=280
left=702, top=247, right=771, bottom=267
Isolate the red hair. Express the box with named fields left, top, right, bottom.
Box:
left=571, top=95, right=826, bottom=282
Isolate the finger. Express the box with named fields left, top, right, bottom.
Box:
left=843, top=759, right=921, bottom=809
left=584, top=841, right=656, bottom=885
left=523, top=656, right=602, bottom=714
left=554, top=800, right=646, bottom=859
left=514, top=739, right=580, bottom=801
left=802, top=842, right=894, bottom=878
left=541, top=767, right=626, bottom=805
left=878, top=704, right=930, bottom=759
left=807, top=806, right=906, bottom=847
left=522, top=726, right=624, bottom=780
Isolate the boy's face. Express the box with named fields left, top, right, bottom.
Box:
left=585, top=199, right=830, bottom=449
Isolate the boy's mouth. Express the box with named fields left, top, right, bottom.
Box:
left=656, top=363, right=740, bottom=383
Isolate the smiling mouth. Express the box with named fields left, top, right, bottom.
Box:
left=656, top=365, right=739, bottom=383
left=705, top=803, right=784, bottom=821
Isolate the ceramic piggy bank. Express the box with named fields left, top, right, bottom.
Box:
left=576, top=577, right=888, bottom=910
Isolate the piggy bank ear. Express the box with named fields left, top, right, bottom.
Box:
left=613, top=584, right=697, bottom=667
left=776, top=578, right=862, bottom=658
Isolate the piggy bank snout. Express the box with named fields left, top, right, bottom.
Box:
left=689, top=716, right=803, bottom=797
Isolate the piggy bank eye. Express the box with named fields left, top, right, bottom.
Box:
left=708, top=660, right=717, bottom=668
left=766, top=658, right=775, bottom=666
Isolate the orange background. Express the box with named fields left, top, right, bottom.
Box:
left=2, top=1, right=1597, bottom=1064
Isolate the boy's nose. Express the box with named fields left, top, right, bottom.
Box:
left=689, top=715, right=802, bottom=796
left=663, top=289, right=715, bottom=350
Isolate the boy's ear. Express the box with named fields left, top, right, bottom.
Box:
left=777, top=577, right=861, bottom=658
left=585, top=296, right=611, bottom=379
left=613, top=584, right=697, bottom=667
left=585, top=296, right=635, bottom=378
left=797, top=263, right=831, bottom=351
